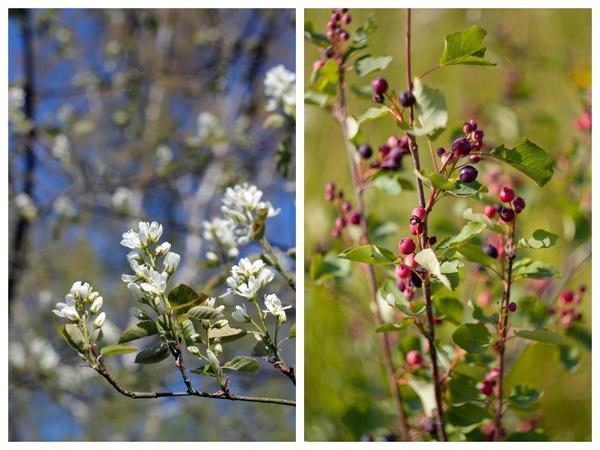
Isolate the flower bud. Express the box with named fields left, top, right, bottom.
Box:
left=187, top=346, right=201, bottom=355
left=212, top=319, right=229, bottom=329
left=90, top=296, right=103, bottom=314
left=232, top=305, right=251, bottom=322
left=213, top=343, right=223, bottom=354
left=93, top=312, right=106, bottom=329
left=163, top=252, right=180, bottom=273
left=155, top=241, right=171, bottom=257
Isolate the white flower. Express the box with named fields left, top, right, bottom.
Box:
left=202, top=217, right=239, bottom=260
left=52, top=134, right=71, bottom=163
left=264, top=65, right=296, bottom=114
left=197, top=112, right=225, bottom=143
left=156, top=145, right=173, bottom=167
left=15, top=193, right=38, bottom=221
left=120, top=221, right=162, bottom=249
left=120, top=229, right=142, bottom=249
left=9, top=86, right=25, bottom=110
left=226, top=257, right=274, bottom=299
left=53, top=196, right=77, bottom=219
left=163, top=252, right=180, bottom=273
left=140, top=269, right=168, bottom=295
left=89, top=296, right=103, bottom=314
left=221, top=183, right=280, bottom=245
left=155, top=241, right=171, bottom=257
left=232, top=304, right=251, bottom=322
left=53, top=304, right=80, bottom=321
left=263, top=293, right=291, bottom=324
left=127, top=282, right=145, bottom=300
left=112, top=187, right=143, bottom=216
left=93, top=312, right=106, bottom=329
left=71, top=281, right=93, bottom=301
left=205, top=297, right=216, bottom=308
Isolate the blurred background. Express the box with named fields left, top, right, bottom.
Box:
left=304, top=9, right=591, bottom=441
left=8, top=9, right=295, bottom=441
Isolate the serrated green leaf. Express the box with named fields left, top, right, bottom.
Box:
left=452, top=323, right=492, bottom=353
left=180, top=319, right=198, bottom=346
left=222, top=356, right=260, bottom=372
left=489, top=140, right=554, bottom=187
left=208, top=325, right=247, bottom=344
left=118, top=320, right=158, bottom=344
left=339, top=244, right=398, bottom=266
left=512, top=259, right=559, bottom=280
left=357, top=105, right=391, bottom=125
left=509, top=385, right=542, bottom=410
left=514, top=328, right=570, bottom=346
left=187, top=305, right=223, bottom=321
left=446, top=403, right=492, bottom=427
left=354, top=55, right=392, bottom=76
left=100, top=344, right=138, bottom=358
left=411, top=78, right=448, bottom=139
left=168, top=284, right=207, bottom=309
left=437, top=222, right=486, bottom=249
left=134, top=342, right=170, bottom=364
left=415, top=248, right=452, bottom=290
left=518, top=229, right=559, bottom=249
left=440, top=25, right=496, bottom=66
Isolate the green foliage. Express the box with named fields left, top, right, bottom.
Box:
left=448, top=374, right=482, bottom=405
left=357, top=106, right=391, bottom=125
left=354, top=55, right=392, bottom=76
left=338, top=244, right=398, bottom=266
left=310, top=251, right=351, bottom=283
left=437, top=222, right=486, bottom=249
left=371, top=172, right=414, bottom=195
left=446, top=403, right=492, bottom=427
left=222, top=356, right=260, bottom=372
left=311, top=60, right=340, bottom=96
left=509, top=385, right=542, bottom=410
left=514, top=329, right=570, bottom=346
left=489, top=140, right=554, bottom=187
left=518, top=229, right=558, bottom=249
left=134, top=342, right=170, bottom=364
left=118, top=320, right=158, bottom=344
left=452, top=323, right=492, bottom=353
left=168, top=284, right=207, bottom=313
left=414, top=248, right=452, bottom=290
left=433, top=297, right=464, bottom=324
left=208, top=325, right=248, bottom=344
left=100, top=344, right=138, bottom=358
left=439, top=25, right=496, bottom=66
left=187, top=305, right=223, bottom=321
left=512, top=259, right=559, bottom=280
left=410, top=78, right=448, bottom=138
left=58, top=324, right=86, bottom=352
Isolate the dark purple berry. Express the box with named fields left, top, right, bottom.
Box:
left=348, top=211, right=361, bottom=225
left=508, top=302, right=517, bottom=313
left=483, top=244, right=498, bottom=259
left=371, top=77, right=388, bottom=95
left=463, top=119, right=477, bottom=134
left=499, top=206, right=515, bottom=222
left=513, top=196, right=526, bottom=214
left=358, top=144, right=372, bottom=159
left=474, top=129, right=484, bottom=141
left=424, top=418, right=437, bottom=435
left=379, top=145, right=391, bottom=156
left=459, top=165, right=478, bottom=183
left=452, top=137, right=472, bottom=156
left=410, top=271, right=422, bottom=288
left=327, top=21, right=336, bottom=30
left=436, top=147, right=446, bottom=156
left=372, top=93, right=384, bottom=103
left=398, top=90, right=416, bottom=107
left=389, top=146, right=403, bottom=163
left=399, top=135, right=411, bottom=151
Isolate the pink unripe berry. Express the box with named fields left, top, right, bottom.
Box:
left=560, top=290, right=574, bottom=304
left=387, top=135, right=401, bottom=148
left=398, top=238, right=416, bottom=255
left=484, top=205, right=496, bottom=219
left=395, top=264, right=411, bottom=279
left=404, top=288, right=414, bottom=301
left=348, top=211, right=361, bottom=225
left=469, top=154, right=482, bottom=163
left=406, top=350, right=423, bottom=367
left=412, top=207, right=427, bottom=220
left=485, top=368, right=501, bottom=381
left=404, top=253, right=416, bottom=268
left=477, top=291, right=491, bottom=307
left=499, top=186, right=515, bottom=203
left=342, top=201, right=352, bottom=212
left=335, top=216, right=347, bottom=228
left=410, top=222, right=425, bottom=235
left=313, top=60, right=325, bottom=71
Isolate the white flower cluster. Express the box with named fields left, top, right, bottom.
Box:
left=53, top=195, right=77, bottom=219
left=197, top=112, right=225, bottom=144
left=9, top=86, right=25, bottom=110
left=52, top=134, right=71, bottom=163
left=202, top=217, right=239, bottom=262
left=264, top=65, right=296, bottom=115
left=221, top=183, right=280, bottom=245
left=112, top=187, right=143, bottom=217
left=53, top=281, right=106, bottom=329
left=263, top=293, right=291, bottom=324
left=120, top=221, right=180, bottom=308
left=14, top=193, right=38, bottom=221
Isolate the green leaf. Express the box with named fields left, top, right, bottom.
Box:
left=134, top=343, right=170, bottom=364
left=222, top=356, right=260, bottom=372
left=433, top=297, right=464, bottom=324
left=354, top=55, right=392, bottom=76
left=452, top=323, right=492, bottom=353
left=559, top=345, right=580, bottom=372
left=414, top=169, right=456, bottom=191
left=446, top=403, right=492, bottom=427
left=437, top=222, right=486, bottom=249
left=357, top=105, right=391, bottom=125
left=304, top=21, right=330, bottom=47
left=566, top=324, right=591, bottom=350
left=288, top=324, right=296, bottom=339
left=375, top=320, right=412, bottom=333
left=310, top=251, right=350, bottom=283
left=251, top=340, right=270, bottom=357
left=207, top=349, right=225, bottom=387
left=462, top=208, right=504, bottom=234
left=447, top=180, right=488, bottom=198
left=414, top=248, right=452, bottom=290
left=372, top=172, right=414, bottom=195
left=345, top=116, right=360, bottom=142
left=469, top=300, right=498, bottom=324
left=411, top=78, right=448, bottom=139
left=187, top=305, right=223, bottom=321
left=191, top=365, right=216, bottom=377
left=507, top=429, right=549, bottom=441
left=339, top=244, right=398, bottom=266
left=58, top=324, right=86, bottom=352
left=208, top=325, right=247, bottom=344
left=489, top=140, right=554, bottom=187
left=514, top=328, right=570, bottom=346
left=100, top=344, right=138, bottom=358
left=379, top=280, right=426, bottom=317
left=512, top=259, right=559, bottom=280
left=519, top=296, right=548, bottom=327
left=518, top=229, right=559, bottom=249
left=312, top=59, right=340, bottom=96
left=440, top=260, right=462, bottom=290
left=440, top=25, right=496, bottom=66
left=448, top=374, right=482, bottom=405
left=168, top=284, right=207, bottom=308
left=351, top=84, right=373, bottom=98
left=179, top=319, right=198, bottom=346
left=118, top=320, right=158, bottom=344
left=509, top=385, right=542, bottom=410
left=304, top=90, right=329, bottom=107
left=353, top=13, right=377, bottom=46
left=456, top=243, right=500, bottom=269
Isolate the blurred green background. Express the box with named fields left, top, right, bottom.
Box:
left=304, top=9, right=591, bottom=441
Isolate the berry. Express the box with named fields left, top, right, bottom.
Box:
left=342, top=14, right=351, bottom=24
left=424, top=418, right=437, bottom=435
left=483, top=243, right=498, bottom=259
left=474, top=129, right=484, bottom=141
left=398, top=90, right=416, bottom=107
left=412, top=207, right=427, bottom=220
left=436, top=147, right=446, bottom=157
left=348, top=211, right=361, bottom=225
left=387, top=135, right=401, bottom=147
left=560, top=290, right=574, bottom=303
left=335, top=216, right=347, bottom=228
left=395, top=264, right=411, bottom=279
left=471, top=140, right=482, bottom=150
left=399, top=135, right=411, bottom=151
left=325, top=191, right=334, bottom=202
left=372, top=94, right=384, bottom=103
left=358, top=144, right=372, bottom=159
left=332, top=227, right=341, bottom=238
left=325, top=181, right=335, bottom=192
left=452, top=137, right=472, bottom=156
left=313, top=60, right=325, bottom=71
left=331, top=12, right=341, bottom=21
left=469, top=154, right=482, bottom=163
left=326, top=30, right=335, bottom=40
left=404, top=253, right=416, bottom=268
left=410, top=271, right=423, bottom=288
left=484, top=205, right=496, bottom=219
left=404, top=288, right=414, bottom=300
left=324, top=47, right=334, bottom=58
left=499, top=186, right=515, bottom=203
left=396, top=279, right=406, bottom=292
left=485, top=368, right=500, bottom=381
left=481, top=381, right=494, bottom=396
left=499, top=206, right=515, bottom=223
left=459, top=165, right=478, bottom=183
left=508, top=302, right=517, bottom=313
left=398, top=238, right=416, bottom=255
left=406, top=350, right=423, bottom=367
left=342, top=201, right=352, bottom=212
left=340, top=31, right=350, bottom=41
left=378, top=144, right=391, bottom=156
left=513, top=196, right=526, bottom=214
left=478, top=291, right=491, bottom=306
left=371, top=77, right=388, bottom=95
left=389, top=146, right=404, bottom=163
left=410, top=222, right=424, bottom=235
left=463, top=119, right=477, bottom=134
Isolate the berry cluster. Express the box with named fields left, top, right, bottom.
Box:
left=370, top=75, right=414, bottom=108
left=481, top=367, right=500, bottom=396
left=435, top=119, right=486, bottom=184
left=313, top=8, right=351, bottom=68
left=394, top=206, right=429, bottom=300
left=360, top=135, right=411, bottom=170
left=483, top=185, right=526, bottom=224
left=325, top=181, right=362, bottom=237
left=551, top=286, right=585, bottom=329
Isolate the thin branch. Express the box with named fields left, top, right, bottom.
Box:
left=260, top=237, right=296, bottom=291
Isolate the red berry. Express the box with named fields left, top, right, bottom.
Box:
left=513, top=196, right=526, bottom=213
left=335, top=216, right=347, bottom=228
left=348, top=211, right=361, bottom=225
left=398, top=238, right=416, bottom=255
left=469, top=154, right=481, bottom=163
left=484, top=205, right=496, bottom=219
left=463, top=119, right=477, bottom=134
left=560, top=290, right=574, bottom=303
left=499, top=186, right=515, bottom=203
left=474, top=129, right=484, bottom=141
left=404, top=288, right=414, bottom=300
left=410, top=222, right=424, bottom=235
left=396, top=279, right=406, bottom=292
left=339, top=31, right=350, bottom=41
left=395, top=264, right=411, bottom=279
left=481, top=381, right=494, bottom=396
left=342, top=201, right=352, bottom=212
left=404, top=253, right=416, bottom=268
left=399, top=135, right=411, bottom=151
left=508, top=302, right=517, bottom=312
left=412, top=207, right=426, bottom=220
left=406, top=350, right=423, bottom=367
left=371, top=77, right=388, bottom=95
